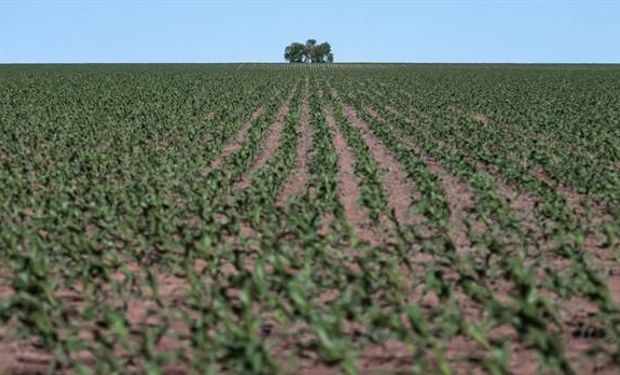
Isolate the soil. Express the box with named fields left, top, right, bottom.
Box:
left=470, top=112, right=491, bottom=126
left=3, top=87, right=619, bottom=375
left=232, top=103, right=290, bottom=191
left=325, top=108, right=378, bottom=245
left=334, top=91, right=416, bottom=230
left=364, top=104, right=620, bottom=375
left=278, top=80, right=312, bottom=204
left=203, top=106, right=265, bottom=175
left=366, top=106, right=478, bottom=252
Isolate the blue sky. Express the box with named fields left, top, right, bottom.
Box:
left=1, top=0, right=619, bottom=63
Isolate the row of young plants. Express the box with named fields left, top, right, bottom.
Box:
left=198, top=76, right=477, bottom=373
left=192, top=78, right=359, bottom=373
left=0, top=66, right=297, bottom=373
left=1, top=64, right=620, bottom=374
left=329, top=70, right=620, bottom=373
left=326, top=77, right=530, bottom=373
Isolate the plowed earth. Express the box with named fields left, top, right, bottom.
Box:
left=1, top=64, right=619, bottom=374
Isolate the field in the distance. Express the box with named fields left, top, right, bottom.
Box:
left=1, top=64, right=620, bottom=374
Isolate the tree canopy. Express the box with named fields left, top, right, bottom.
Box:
left=284, top=39, right=334, bottom=63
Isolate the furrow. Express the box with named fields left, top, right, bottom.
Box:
left=324, top=108, right=378, bottom=246
left=203, top=105, right=265, bottom=175
left=365, top=106, right=478, bottom=253
left=278, top=78, right=312, bottom=204
left=232, top=104, right=291, bottom=191
left=332, top=90, right=415, bottom=229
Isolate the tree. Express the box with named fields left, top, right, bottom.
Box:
left=313, top=42, right=332, bottom=63
left=304, top=39, right=317, bottom=63
left=284, top=42, right=305, bottom=63
left=284, top=39, right=334, bottom=63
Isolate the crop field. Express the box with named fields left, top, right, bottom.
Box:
left=1, top=64, right=620, bottom=374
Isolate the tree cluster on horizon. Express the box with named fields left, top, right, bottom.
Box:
left=284, top=39, right=334, bottom=63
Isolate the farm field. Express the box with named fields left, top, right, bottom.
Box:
left=1, top=63, right=620, bottom=374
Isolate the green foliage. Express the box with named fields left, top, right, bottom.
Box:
left=0, top=64, right=619, bottom=374
left=284, top=39, right=334, bottom=63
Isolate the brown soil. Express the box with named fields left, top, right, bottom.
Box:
left=205, top=111, right=216, bottom=121
left=231, top=84, right=300, bottom=191
left=364, top=107, right=383, bottom=123
left=470, top=112, right=491, bottom=126
left=366, top=106, right=478, bottom=252
left=427, top=131, right=542, bottom=239
left=447, top=104, right=617, bottom=274
left=427, top=157, right=479, bottom=251
left=0, top=342, right=53, bottom=375
left=529, top=166, right=620, bottom=290
left=3, top=91, right=617, bottom=375
left=203, top=106, right=265, bottom=175
left=278, top=79, right=312, bottom=204
left=447, top=105, right=490, bottom=127
left=368, top=103, right=620, bottom=372
left=333, top=91, right=416, bottom=230
left=530, top=166, right=609, bottom=223
left=0, top=259, right=201, bottom=374
left=436, top=115, right=620, bottom=317
left=464, top=155, right=541, bottom=234
left=325, top=108, right=377, bottom=245
left=386, top=106, right=400, bottom=117
left=448, top=104, right=610, bottom=225
left=232, top=104, right=290, bottom=191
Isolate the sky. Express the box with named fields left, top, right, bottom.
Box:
left=1, top=0, right=619, bottom=63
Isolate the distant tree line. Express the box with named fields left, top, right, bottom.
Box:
left=284, top=39, right=333, bottom=63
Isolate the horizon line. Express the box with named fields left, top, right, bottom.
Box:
left=2, top=62, right=620, bottom=65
